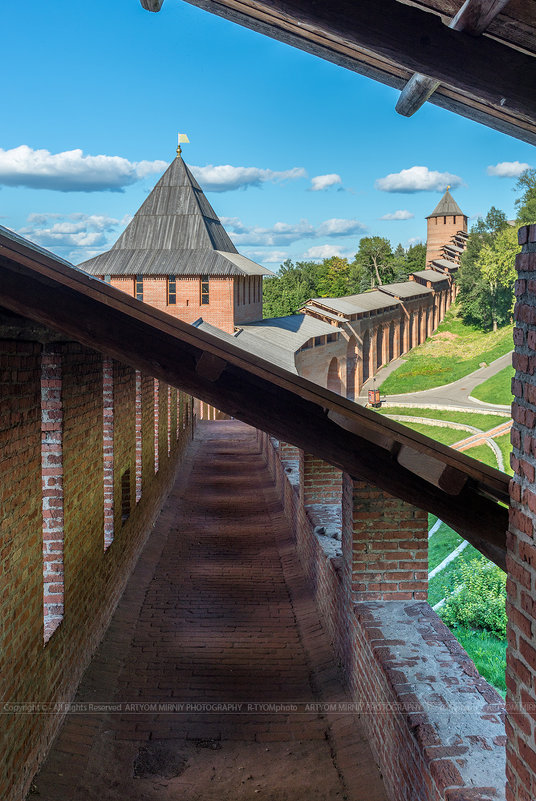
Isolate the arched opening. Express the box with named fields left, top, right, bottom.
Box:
left=376, top=326, right=383, bottom=371
left=408, top=314, right=414, bottom=350
left=388, top=322, right=395, bottom=362
left=362, top=330, right=370, bottom=383
left=327, top=357, right=342, bottom=395
left=346, top=336, right=357, bottom=400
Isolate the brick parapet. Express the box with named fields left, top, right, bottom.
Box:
left=507, top=226, right=536, bottom=801
left=343, top=479, right=428, bottom=601
left=300, top=451, right=343, bottom=506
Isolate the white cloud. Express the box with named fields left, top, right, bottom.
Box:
left=0, top=145, right=167, bottom=192
left=19, top=211, right=131, bottom=263
left=310, top=173, right=342, bottom=192
left=303, top=244, right=346, bottom=259
left=221, top=216, right=366, bottom=247
left=407, top=237, right=424, bottom=246
left=243, top=249, right=288, bottom=264
left=375, top=166, right=463, bottom=193
left=317, top=218, right=366, bottom=236
left=486, top=161, right=531, bottom=178
left=380, top=209, right=414, bottom=220
left=190, top=164, right=306, bottom=192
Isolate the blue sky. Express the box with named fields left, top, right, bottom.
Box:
left=1, top=0, right=534, bottom=270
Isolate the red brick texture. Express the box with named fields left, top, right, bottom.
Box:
left=343, top=476, right=428, bottom=602
left=259, top=431, right=506, bottom=801
left=300, top=452, right=343, bottom=506
left=0, top=333, right=195, bottom=801
left=507, top=225, right=536, bottom=801
left=41, top=344, right=65, bottom=639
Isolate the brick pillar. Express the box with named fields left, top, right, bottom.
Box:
left=507, top=223, right=536, bottom=801
left=342, top=475, right=428, bottom=602
left=41, top=344, right=65, bottom=641
left=300, top=452, right=343, bottom=506
left=280, top=441, right=300, bottom=460
left=153, top=378, right=159, bottom=473
left=102, top=359, right=114, bottom=549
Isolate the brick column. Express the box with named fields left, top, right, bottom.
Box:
left=300, top=452, right=343, bottom=506
left=507, top=223, right=536, bottom=801
left=41, top=344, right=64, bottom=641
left=342, top=475, right=428, bottom=602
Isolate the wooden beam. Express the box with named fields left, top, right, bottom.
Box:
left=0, top=235, right=509, bottom=570
left=140, top=0, right=164, bottom=10
left=181, top=0, right=536, bottom=144
left=396, top=0, right=511, bottom=117
left=450, top=0, right=512, bottom=35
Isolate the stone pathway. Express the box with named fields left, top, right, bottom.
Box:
left=29, top=421, right=386, bottom=801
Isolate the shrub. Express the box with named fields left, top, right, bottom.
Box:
left=440, top=557, right=507, bottom=639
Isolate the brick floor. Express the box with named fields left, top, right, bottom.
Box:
left=29, top=421, right=387, bottom=801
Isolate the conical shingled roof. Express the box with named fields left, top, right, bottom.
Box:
left=79, top=156, right=273, bottom=277
left=426, top=188, right=464, bottom=219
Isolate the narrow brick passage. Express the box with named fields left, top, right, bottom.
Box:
left=31, top=421, right=386, bottom=801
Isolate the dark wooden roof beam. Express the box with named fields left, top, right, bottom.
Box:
left=396, top=0, right=511, bottom=117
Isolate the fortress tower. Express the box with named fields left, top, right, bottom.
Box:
left=425, top=188, right=468, bottom=266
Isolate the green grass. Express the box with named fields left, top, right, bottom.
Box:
left=447, top=626, right=507, bottom=696
left=471, top=364, right=515, bottom=406
left=463, top=441, right=500, bottom=470
left=429, top=525, right=463, bottom=571
left=377, top=406, right=509, bottom=431
left=495, top=432, right=513, bottom=476
left=428, top=542, right=483, bottom=606
left=379, top=307, right=513, bottom=394
left=389, top=421, right=464, bottom=446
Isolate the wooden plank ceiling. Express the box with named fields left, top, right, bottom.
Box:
left=169, top=0, right=536, bottom=144
left=0, top=228, right=508, bottom=569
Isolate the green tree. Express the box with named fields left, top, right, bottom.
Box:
left=440, top=558, right=507, bottom=640
left=515, top=167, right=536, bottom=225
left=457, top=206, right=513, bottom=330
left=405, top=242, right=426, bottom=275
left=355, top=236, right=393, bottom=288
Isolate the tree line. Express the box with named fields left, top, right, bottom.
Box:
left=457, top=168, right=536, bottom=331
left=263, top=239, right=426, bottom=319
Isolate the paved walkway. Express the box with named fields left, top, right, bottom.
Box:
left=359, top=351, right=512, bottom=413
left=30, top=421, right=386, bottom=801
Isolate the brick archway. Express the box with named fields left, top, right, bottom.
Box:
left=327, top=357, right=342, bottom=394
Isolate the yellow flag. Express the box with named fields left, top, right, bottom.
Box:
left=178, top=133, right=190, bottom=144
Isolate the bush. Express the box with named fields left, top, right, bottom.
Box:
left=440, top=557, right=507, bottom=639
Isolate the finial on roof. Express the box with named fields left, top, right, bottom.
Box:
left=447, top=184, right=451, bottom=190
left=176, top=132, right=190, bottom=158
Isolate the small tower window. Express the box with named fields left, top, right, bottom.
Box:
left=135, top=275, right=143, bottom=301
left=444, top=216, right=447, bottom=224
left=104, top=274, right=111, bottom=283
left=201, top=275, right=209, bottom=305
left=167, top=276, right=177, bottom=305
left=453, top=216, right=457, bottom=224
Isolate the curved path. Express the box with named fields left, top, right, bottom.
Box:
left=359, top=351, right=512, bottom=413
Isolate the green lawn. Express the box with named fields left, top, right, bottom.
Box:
left=378, top=406, right=509, bottom=431
left=447, top=626, right=506, bottom=696
left=428, top=541, right=483, bottom=606
left=429, top=525, right=463, bottom=571
left=379, top=307, right=513, bottom=394
left=400, top=421, right=464, bottom=446
left=471, top=364, right=515, bottom=405
left=495, top=432, right=513, bottom=476
left=463, top=441, right=500, bottom=470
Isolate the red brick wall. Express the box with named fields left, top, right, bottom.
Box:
left=343, top=476, right=428, bottom=601
left=0, top=334, right=195, bottom=801
left=300, top=452, right=343, bottom=505
left=107, top=274, right=261, bottom=335
left=507, top=223, right=536, bottom=801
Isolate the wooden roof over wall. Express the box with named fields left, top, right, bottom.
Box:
left=174, top=0, right=536, bottom=145
left=0, top=225, right=508, bottom=569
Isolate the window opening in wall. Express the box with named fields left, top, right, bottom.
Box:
left=443, top=216, right=447, bottom=224
left=136, top=275, right=144, bottom=301
left=201, top=275, right=209, bottom=305
left=167, top=276, right=177, bottom=305
left=104, top=274, right=111, bottom=283
left=121, top=467, right=131, bottom=525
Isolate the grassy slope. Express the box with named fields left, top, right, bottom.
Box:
left=448, top=627, right=506, bottom=696
left=378, top=406, right=509, bottom=431
left=463, top=441, right=499, bottom=470
left=395, top=421, right=464, bottom=446
left=471, top=364, right=515, bottom=405
left=379, top=307, right=513, bottom=394
left=495, top=432, right=513, bottom=476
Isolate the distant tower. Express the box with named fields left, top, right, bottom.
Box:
left=425, top=188, right=468, bottom=266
